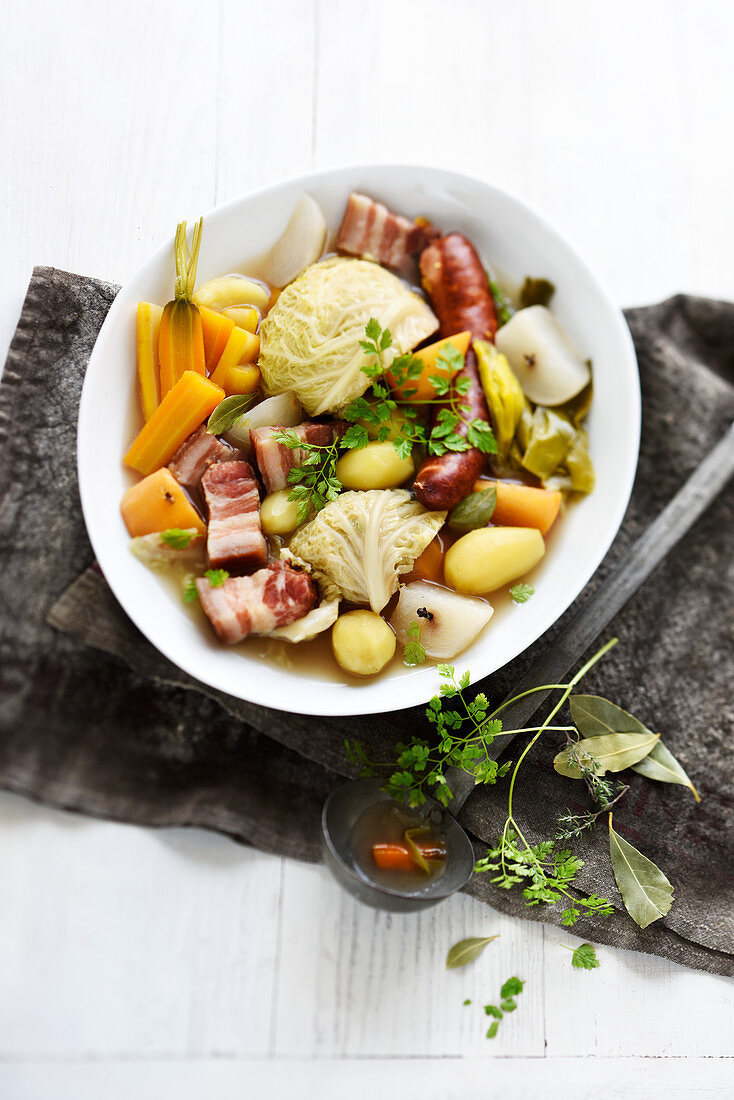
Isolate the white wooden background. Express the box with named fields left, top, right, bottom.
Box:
left=1, top=2, right=733, bottom=1097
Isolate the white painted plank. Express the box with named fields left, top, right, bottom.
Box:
left=0, top=794, right=281, bottom=1057
left=543, top=921, right=734, bottom=1058
left=0, top=0, right=218, bottom=365
left=1, top=1057, right=733, bottom=1100
left=216, top=0, right=316, bottom=204
left=273, top=859, right=545, bottom=1057
left=313, top=0, right=734, bottom=307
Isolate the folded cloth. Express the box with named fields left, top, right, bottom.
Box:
left=1, top=267, right=733, bottom=975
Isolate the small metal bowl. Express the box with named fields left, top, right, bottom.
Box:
left=321, top=778, right=476, bottom=913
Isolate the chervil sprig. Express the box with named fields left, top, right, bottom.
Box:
left=271, top=429, right=343, bottom=524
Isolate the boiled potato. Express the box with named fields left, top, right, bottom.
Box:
left=335, top=442, right=413, bottom=491
left=332, top=610, right=396, bottom=676
left=260, top=490, right=301, bottom=536
left=193, top=275, right=270, bottom=314
left=444, top=527, right=545, bottom=595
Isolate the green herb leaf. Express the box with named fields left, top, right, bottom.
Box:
left=484, top=1004, right=503, bottom=1018
left=510, top=583, right=535, bottom=604
left=160, top=528, right=196, bottom=549
left=630, top=740, right=701, bottom=802
left=204, top=569, right=229, bottom=587
left=608, top=814, right=674, bottom=928
left=565, top=943, right=600, bottom=969
left=206, top=393, right=256, bottom=435
left=554, top=731, right=659, bottom=778
left=500, top=997, right=517, bottom=1012
left=445, top=935, right=501, bottom=969
left=487, top=274, right=513, bottom=326
left=463, top=999, right=472, bottom=1006
left=448, top=487, right=497, bottom=533
left=500, top=977, right=524, bottom=999
left=182, top=577, right=199, bottom=604
left=519, top=276, right=556, bottom=309
left=403, top=621, right=427, bottom=667
left=486, top=1021, right=500, bottom=1039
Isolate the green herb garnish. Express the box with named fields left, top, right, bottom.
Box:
left=272, top=429, right=343, bottom=525
left=403, top=621, right=427, bottom=667
left=487, top=275, right=513, bottom=326
left=486, top=1021, right=500, bottom=1039
left=510, top=583, right=534, bottom=604
left=160, top=528, right=196, bottom=549
left=563, top=943, right=600, bottom=969
left=182, top=577, right=199, bottom=604
left=204, top=569, right=229, bottom=587
left=484, top=1004, right=503, bottom=1019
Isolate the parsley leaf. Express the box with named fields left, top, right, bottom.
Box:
left=500, top=977, right=524, bottom=998
left=484, top=1005, right=503, bottom=1019
left=487, top=274, right=513, bottom=327
left=204, top=569, right=229, bottom=587
left=565, top=943, right=601, bottom=969
left=403, top=622, right=427, bottom=667
left=182, top=577, right=199, bottom=604
left=160, top=528, right=196, bottom=549
left=486, top=1021, right=500, bottom=1039
left=510, top=583, right=535, bottom=604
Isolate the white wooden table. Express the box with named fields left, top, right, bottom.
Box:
left=1, top=2, right=733, bottom=1096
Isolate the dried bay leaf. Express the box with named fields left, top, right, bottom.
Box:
left=206, top=393, right=256, bottom=435
left=554, top=731, right=659, bottom=777
left=448, top=487, right=497, bottom=533
left=608, top=814, right=674, bottom=928
left=631, top=741, right=701, bottom=802
left=570, top=694, right=654, bottom=739
left=445, top=935, right=500, bottom=969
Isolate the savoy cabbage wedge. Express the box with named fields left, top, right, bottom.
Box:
left=289, top=490, right=446, bottom=612
left=258, top=258, right=438, bottom=416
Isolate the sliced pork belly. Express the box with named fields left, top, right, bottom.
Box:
left=197, top=561, right=317, bottom=644
left=250, top=421, right=347, bottom=494
left=201, top=460, right=268, bottom=573
left=169, top=424, right=234, bottom=492
left=336, top=192, right=439, bottom=274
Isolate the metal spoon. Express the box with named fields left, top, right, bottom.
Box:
left=322, top=420, right=734, bottom=911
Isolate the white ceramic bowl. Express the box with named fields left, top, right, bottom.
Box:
left=78, top=165, right=640, bottom=716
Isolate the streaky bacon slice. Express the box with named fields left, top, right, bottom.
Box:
left=336, top=192, right=439, bottom=274
left=197, top=561, right=317, bottom=644
left=169, top=424, right=234, bottom=492
left=250, top=421, right=347, bottom=494
left=201, top=460, right=268, bottom=573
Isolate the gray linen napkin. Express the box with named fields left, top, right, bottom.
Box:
left=1, top=267, right=733, bottom=975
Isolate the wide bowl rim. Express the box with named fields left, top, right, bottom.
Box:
left=77, top=162, right=640, bottom=716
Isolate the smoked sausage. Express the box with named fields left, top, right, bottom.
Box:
left=413, top=233, right=497, bottom=511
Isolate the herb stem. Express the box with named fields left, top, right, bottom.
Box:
left=506, top=638, right=618, bottom=826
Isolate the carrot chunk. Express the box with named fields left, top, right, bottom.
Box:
left=371, top=843, right=415, bottom=872
left=199, top=305, right=236, bottom=374
left=474, top=479, right=562, bottom=535
left=387, top=331, right=472, bottom=400
left=136, top=302, right=162, bottom=421
left=121, top=467, right=205, bottom=537
left=124, top=370, right=224, bottom=476
left=209, top=327, right=260, bottom=389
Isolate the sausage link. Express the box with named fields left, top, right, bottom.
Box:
left=413, top=234, right=496, bottom=510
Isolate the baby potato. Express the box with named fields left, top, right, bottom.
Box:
left=193, top=275, right=271, bottom=314
left=444, top=527, right=545, bottom=595
left=332, top=610, right=396, bottom=676
left=260, top=490, right=301, bottom=536
left=335, top=441, right=413, bottom=491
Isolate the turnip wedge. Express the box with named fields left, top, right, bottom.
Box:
left=496, top=305, right=590, bottom=406
left=258, top=194, right=327, bottom=288
left=390, top=581, right=493, bottom=660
